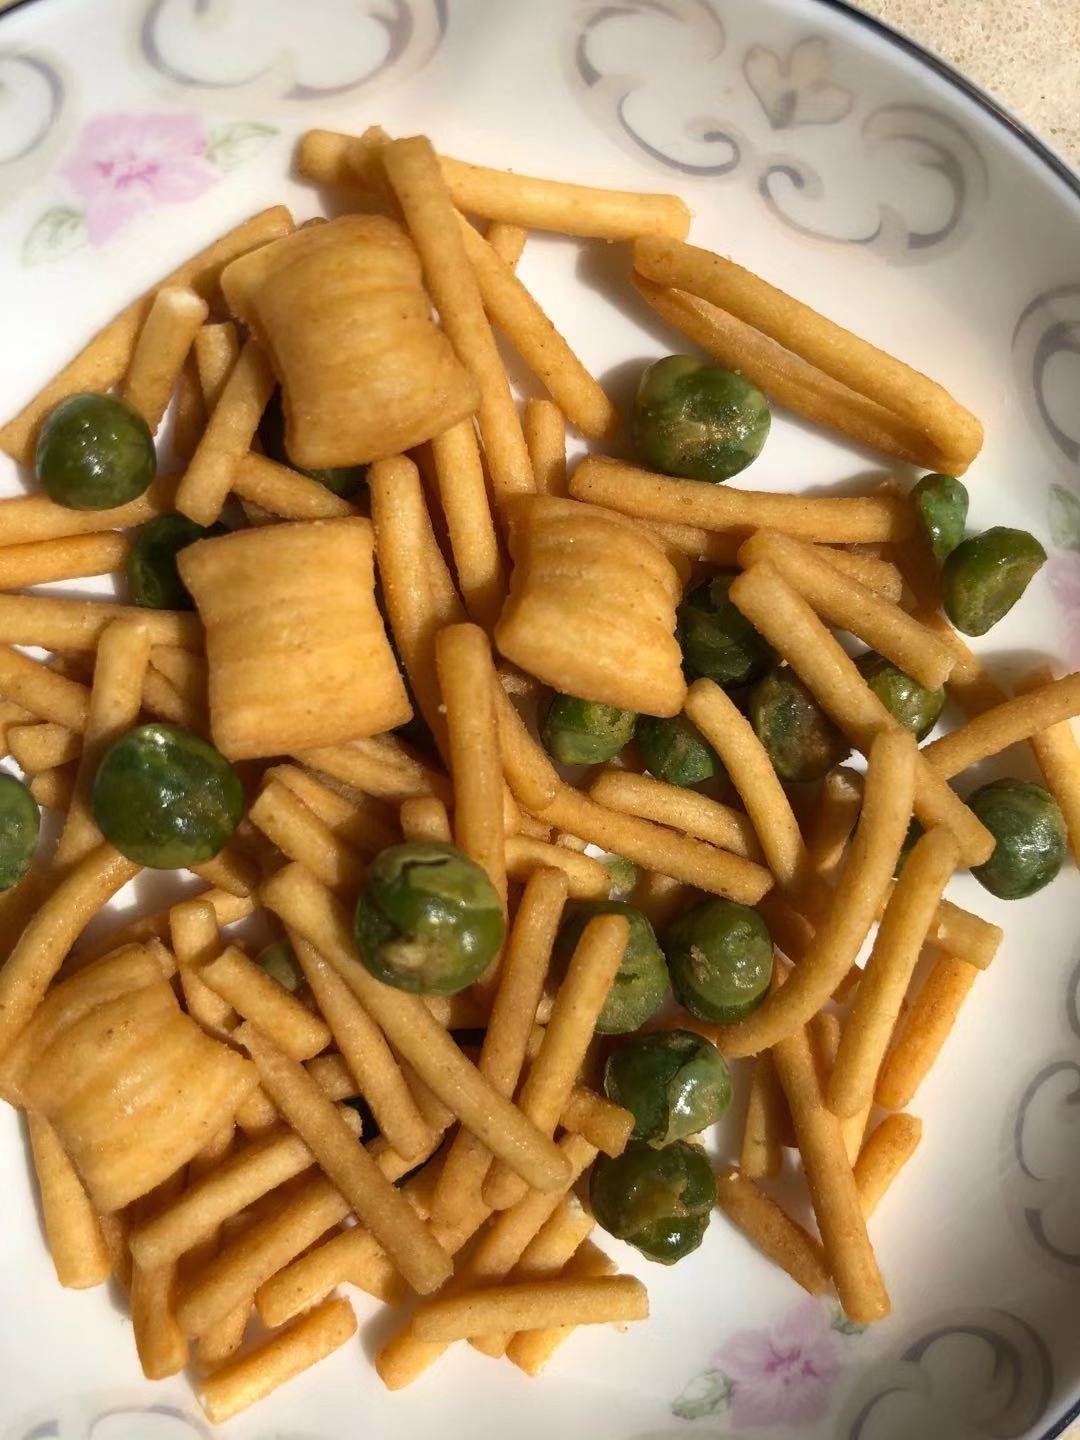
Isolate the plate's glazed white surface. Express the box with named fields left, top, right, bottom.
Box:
left=1, top=2, right=1079, bottom=1437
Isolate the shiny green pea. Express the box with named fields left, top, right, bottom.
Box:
left=911, top=473, right=968, bottom=563
left=968, top=778, right=1066, bottom=899
left=604, top=855, right=640, bottom=900
left=603, top=1030, right=731, bottom=1145
left=554, top=899, right=668, bottom=1035
left=636, top=713, right=721, bottom=788
left=354, top=841, right=504, bottom=995
left=854, top=651, right=945, bottom=741
left=666, top=898, right=773, bottom=1023
left=257, top=939, right=303, bottom=992
left=632, top=355, right=770, bottom=484
left=0, top=774, right=40, bottom=891
left=894, top=818, right=924, bottom=878
left=748, top=665, right=849, bottom=782
left=92, top=724, right=244, bottom=868
left=540, top=695, right=637, bottom=766
left=942, top=527, right=1046, bottom=636
left=127, top=514, right=227, bottom=610
left=259, top=389, right=366, bottom=498
left=678, top=573, right=775, bottom=688
left=589, top=1138, right=714, bottom=1263
left=36, top=394, right=156, bottom=510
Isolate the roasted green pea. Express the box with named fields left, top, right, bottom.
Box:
left=632, top=355, right=770, bottom=484
left=354, top=841, right=504, bottom=995
left=942, top=527, right=1047, bottom=636
left=678, top=573, right=775, bottom=688
left=854, top=651, right=945, bottom=741
left=589, top=1138, right=714, bottom=1263
left=257, top=939, right=302, bottom=992
left=92, top=724, right=244, bottom=869
left=894, top=818, right=924, bottom=878
left=127, top=514, right=227, bottom=610
left=604, top=1030, right=731, bottom=1144
left=36, top=394, right=155, bottom=510
left=748, top=665, right=849, bottom=782
left=540, top=695, right=637, bottom=766
left=911, top=473, right=968, bottom=563
left=666, top=898, right=773, bottom=1023
left=0, top=774, right=40, bottom=891
left=554, top=900, right=668, bottom=1035
left=636, top=713, right=722, bottom=788
left=604, top=855, right=640, bottom=900
left=968, top=778, right=1066, bottom=899
left=259, top=389, right=366, bottom=498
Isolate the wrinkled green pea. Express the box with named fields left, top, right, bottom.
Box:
left=665, top=897, right=773, bottom=1023
left=0, top=774, right=40, bottom=891
left=894, top=818, right=924, bottom=878
left=36, top=393, right=156, bottom=510
left=854, top=651, right=945, bottom=741
left=636, top=713, right=722, bottom=788
left=354, top=841, right=504, bottom=995
left=968, top=778, right=1066, bottom=899
left=604, top=1030, right=731, bottom=1144
left=911, top=473, right=968, bottom=563
left=92, top=724, right=244, bottom=868
left=604, top=855, right=640, bottom=900
left=541, top=695, right=637, bottom=766
left=942, top=527, right=1046, bottom=636
left=554, top=900, right=668, bottom=1035
left=632, top=355, right=770, bottom=484
left=257, top=939, right=302, bottom=992
left=678, top=573, right=775, bottom=688
left=127, top=514, right=228, bottom=610
left=748, top=665, right=850, bottom=782
left=260, top=389, right=366, bottom=498
left=589, top=1138, right=714, bottom=1263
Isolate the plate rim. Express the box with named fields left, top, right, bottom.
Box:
left=1, top=0, right=1078, bottom=1436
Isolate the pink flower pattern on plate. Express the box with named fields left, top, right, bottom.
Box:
left=61, top=113, right=218, bottom=244
left=714, top=1297, right=844, bottom=1429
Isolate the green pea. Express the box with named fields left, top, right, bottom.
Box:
left=259, top=389, right=366, bottom=498
left=257, top=939, right=302, bottom=992
left=127, top=514, right=227, bottom=610
left=636, top=713, right=721, bottom=788
left=92, top=724, right=244, bottom=869
left=540, top=695, right=637, bottom=766
left=36, top=394, right=155, bottom=510
left=942, top=527, right=1046, bottom=637
left=632, top=355, right=770, bottom=484
left=604, top=855, right=640, bottom=900
left=603, top=1030, right=731, bottom=1145
left=665, top=898, right=773, bottom=1023
left=894, top=818, right=924, bottom=878
left=589, top=1138, right=714, bottom=1263
left=354, top=841, right=504, bottom=995
left=911, top=473, right=968, bottom=563
left=854, top=651, right=945, bottom=741
left=553, top=900, right=668, bottom=1035
left=0, top=774, right=40, bottom=891
left=968, top=778, right=1066, bottom=899
left=748, top=665, right=850, bottom=782
left=678, top=573, right=775, bottom=688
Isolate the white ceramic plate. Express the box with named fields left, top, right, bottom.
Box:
left=1, top=1, right=1079, bottom=1437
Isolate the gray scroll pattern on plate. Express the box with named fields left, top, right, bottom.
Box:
left=566, top=0, right=987, bottom=260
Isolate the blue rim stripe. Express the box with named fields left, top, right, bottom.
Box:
left=3, top=0, right=1080, bottom=1434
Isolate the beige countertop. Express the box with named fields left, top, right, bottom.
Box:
left=859, top=0, right=1080, bottom=161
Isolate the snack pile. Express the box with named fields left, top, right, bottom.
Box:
left=0, top=127, right=1076, bottom=1424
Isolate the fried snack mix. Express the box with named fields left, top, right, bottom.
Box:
left=178, top=517, right=411, bottom=760
left=495, top=495, right=688, bottom=716
left=220, top=215, right=478, bottom=468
